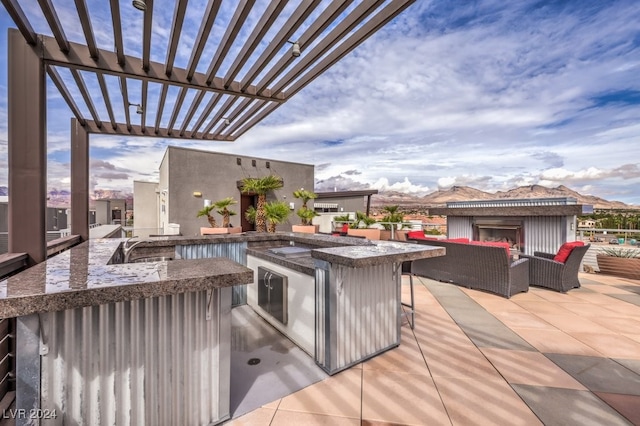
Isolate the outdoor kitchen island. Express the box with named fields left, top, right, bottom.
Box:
left=0, top=233, right=444, bottom=425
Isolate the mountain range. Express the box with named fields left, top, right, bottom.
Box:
left=370, top=185, right=636, bottom=210
left=0, top=184, right=635, bottom=211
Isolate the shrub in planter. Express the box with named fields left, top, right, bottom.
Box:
left=596, top=248, right=640, bottom=280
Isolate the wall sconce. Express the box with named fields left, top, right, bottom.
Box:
left=286, top=40, right=301, bottom=57
left=266, top=161, right=270, bottom=169
left=236, top=158, right=241, bottom=165
left=289, top=202, right=295, bottom=210
left=252, top=159, right=257, bottom=167
left=193, top=191, right=202, bottom=198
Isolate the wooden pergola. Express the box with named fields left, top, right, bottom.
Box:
left=1, top=0, right=415, bottom=264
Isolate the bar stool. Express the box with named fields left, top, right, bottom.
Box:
left=401, top=261, right=415, bottom=329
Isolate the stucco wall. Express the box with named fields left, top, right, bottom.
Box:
left=162, top=147, right=314, bottom=237
left=133, top=181, right=160, bottom=237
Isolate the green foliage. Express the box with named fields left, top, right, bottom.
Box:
left=296, top=207, right=318, bottom=225
left=600, top=248, right=640, bottom=258
left=350, top=211, right=377, bottom=229
left=240, top=175, right=284, bottom=194
left=333, top=214, right=352, bottom=222
left=425, top=228, right=442, bottom=235
left=197, top=204, right=217, bottom=228
left=264, top=201, right=291, bottom=232
left=244, top=205, right=256, bottom=225
left=214, top=197, right=237, bottom=227
left=379, top=205, right=404, bottom=230
left=293, top=189, right=317, bottom=207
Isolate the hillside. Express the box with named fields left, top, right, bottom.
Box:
left=371, top=185, right=636, bottom=210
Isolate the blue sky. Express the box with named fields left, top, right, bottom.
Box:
left=1, top=0, right=640, bottom=204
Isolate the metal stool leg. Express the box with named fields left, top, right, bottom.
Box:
left=401, top=265, right=415, bottom=329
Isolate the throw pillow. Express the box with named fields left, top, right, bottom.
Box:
left=553, top=241, right=585, bottom=263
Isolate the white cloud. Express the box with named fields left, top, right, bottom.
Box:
left=1, top=1, right=639, bottom=204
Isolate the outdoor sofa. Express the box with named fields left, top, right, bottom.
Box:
left=406, top=233, right=529, bottom=298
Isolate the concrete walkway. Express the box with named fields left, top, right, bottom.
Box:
left=227, top=272, right=640, bottom=425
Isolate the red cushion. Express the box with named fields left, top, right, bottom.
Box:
left=341, top=223, right=349, bottom=233
left=444, top=238, right=470, bottom=244
left=553, top=241, right=585, bottom=263
left=470, top=241, right=511, bottom=258
left=407, top=231, right=427, bottom=240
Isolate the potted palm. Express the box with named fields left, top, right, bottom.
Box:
left=240, top=175, right=284, bottom=232
left=596, top=247, right=640, bottom=280
left=264, top=200, right=292, bottom=233
left=347, top=211, right=381, bottom=240
left=198, top=197, right=242, bottom=235
left=292, top=189, right=318, bottom=233
left=378, top=205, right=405, bottom=241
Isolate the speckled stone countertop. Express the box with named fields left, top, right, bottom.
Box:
left=0, top=238, right=253, bottom=318
left=311, top=240, right=445, bottom=268
left=0, top=233, right=445, bottom=318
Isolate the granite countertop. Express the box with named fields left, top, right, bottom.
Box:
left=311, top=240, right=446, bottom=268
left=0, top=239, right=253, bottom=318
left=0, top=233, right=446, bottom=318
left=246, top=245, right=317, bottom=276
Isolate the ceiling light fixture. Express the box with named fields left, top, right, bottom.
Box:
left=222, top=117, right=230, bottom=126
left=287, top=40, right=301, bottom=57
left=132, top=0, right=146, bottom=11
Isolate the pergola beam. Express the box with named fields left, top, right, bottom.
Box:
left=109, top=0, right=125, bottom=65
left=46, top=66, right=87, bottom=126
left=39, top=34, right=283, bottom=101
left=205, top=0, right=256, bottom=84
left=0, top=0, right=37, bottom=44
left=82, top=120, right=234, bottom=141
left=254, top=0, right=353, bottom=94
left=73, top=0, right=99, bottom=59
left=222, top=0, right=288, bottom=87
left=37, top=0, right=70, bottom=52
left=185, top=0, right=222, bottom=81
left=165, top=0, right=188, bottom=77
left=142, top=0, right=154, bottom=72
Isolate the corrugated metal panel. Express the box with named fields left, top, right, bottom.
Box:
left=39, top=288, right=231, bottom=425
left=523, top=216, right=565, bottom=255
left=317, top=262, right=399, bottom=374
left=447, top=197, right=577, bottom=208
left=447, top=217, right=473, bottom=239
left=177, top=242, right=247, bottom=306
left=314, top=260, right=329, bottom=367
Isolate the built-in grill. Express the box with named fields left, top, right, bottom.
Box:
left=267, top=246, right=312, bottom=258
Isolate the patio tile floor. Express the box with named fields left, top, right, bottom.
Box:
left=226, top=272, right=640, bottom=425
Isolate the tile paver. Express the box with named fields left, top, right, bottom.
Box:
left=228, top=273, right=640, bottom=425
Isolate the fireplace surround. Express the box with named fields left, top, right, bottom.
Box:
left=430, top=198, right=589, bottom=255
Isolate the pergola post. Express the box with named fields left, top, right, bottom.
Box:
left=71, top=119, right=89, bottom=241
left=8, top=29, right=47, bottom=265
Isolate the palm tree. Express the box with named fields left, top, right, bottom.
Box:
left=214, top=197, right=237, bottom=227
left=380, top=205, right=404, bottom=230
left=197, top=204, right=217, bottom=228
left=293, top=189, right=318, bottom=225
left=240, top=175, right=284, bottom=232
left=264, top=201, right=291, bottom=233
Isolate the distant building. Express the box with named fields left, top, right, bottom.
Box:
left=134, top=146, right=315, bottom=237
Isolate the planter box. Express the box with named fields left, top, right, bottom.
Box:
left=596, top=255, right=640, bottom=280
left=201, top=227, right=242, bottom=235
left=291, top=225, right=316, bottom=234
left=347, top=228, right=381, bottom=240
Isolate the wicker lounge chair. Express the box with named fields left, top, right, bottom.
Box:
left=520, top=243, right=590, bottom=292
left=408, top=238, right=529, bottom=298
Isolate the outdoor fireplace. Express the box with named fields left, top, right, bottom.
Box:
left=473, top=219, right=524, bottom=252
left=430, top=197, right=588, bottom=255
